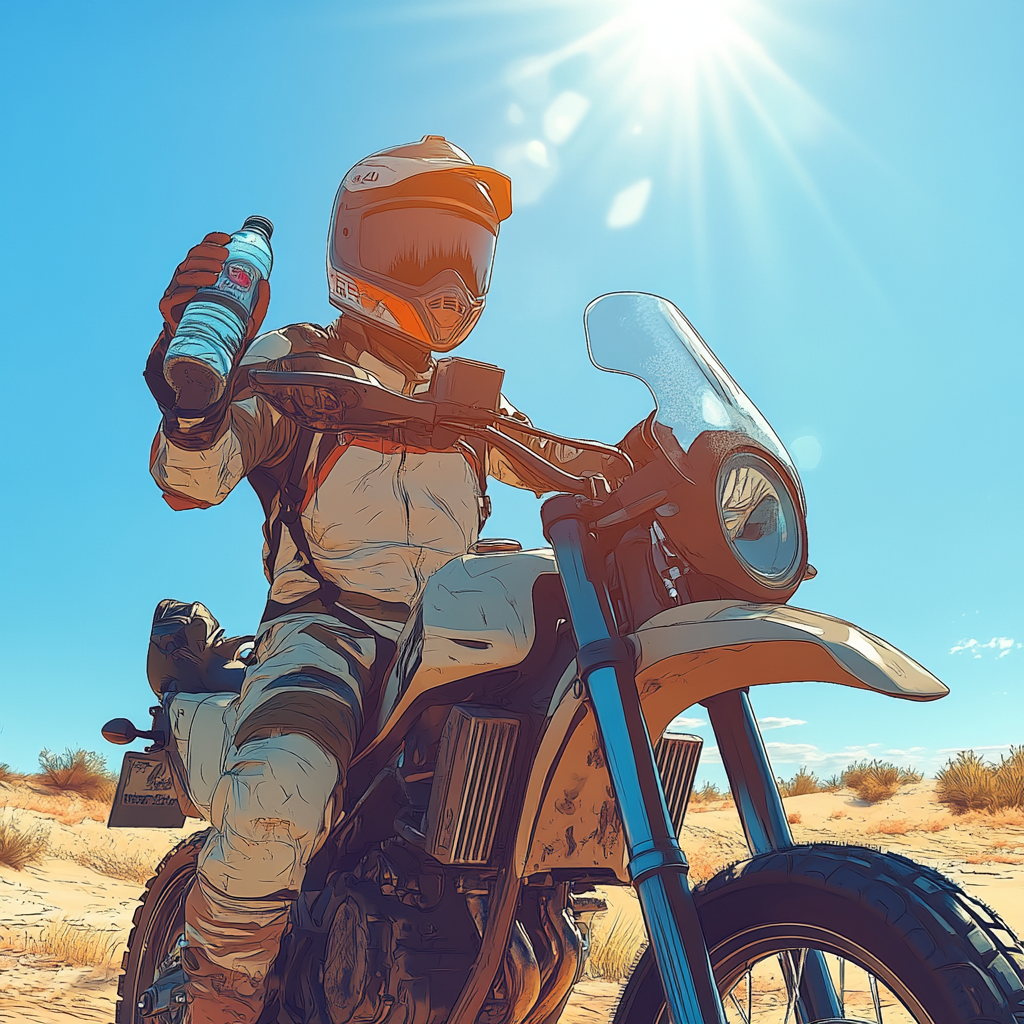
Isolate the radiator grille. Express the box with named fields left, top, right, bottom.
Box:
left=654, top=733, right=704, bottom=834
left=425, top=705, right=520, bottom=865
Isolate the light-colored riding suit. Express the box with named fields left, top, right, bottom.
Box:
left=150, top=316, right=618, bottom=987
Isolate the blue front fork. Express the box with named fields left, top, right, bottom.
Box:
left=544, top=498, right=842, bottom=1024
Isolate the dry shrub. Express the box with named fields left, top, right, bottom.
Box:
left=1, top=784, right=109, bottom=825
left=968, top=807, right=1024, bottom=828
left=3, top=920, right=123, bottom=968
left=965, top=854, right=1024, bottom=866
left=686, top=845, right=733, bottom=884
left=690, top=781, right=728, bottom=804
left=828, top=809, right=846, bottom=820
left=936, top=748, right=1024, bottom=814
left=924, top=818, right=951, bottom=832
left=586, top=905, right=647, bottom=981
left=994, top=747, right=1024, bottom=809
left=821, top=775, right=843, bottom=794
left=36, top=748, right=117, bottom=802
left=869, top=818, right=910, bottom=836
left=0, top=814, right=49, bottom=870
left=787, top=811, right=803, bottom=825
left=777, top=767, right=820, bottom=798
left=936, top=750, right=996, bottom=813
left=52, top=841, right=156, bottom=885
left=842, top=760, right=921, bottom=804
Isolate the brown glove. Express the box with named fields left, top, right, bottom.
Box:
left=158, top=231, right=270, bottom=342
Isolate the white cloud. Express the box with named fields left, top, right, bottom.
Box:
left=606, top=179, right=651, bottom=228
left=950, top=637, right=1019, bottom=659
left=507, top=102, right=525, bottom=125
left=759, top=716, right=806, bottom=730
left=664, top=714, right=706, bottom=732
left=543, top=91, right=590, bottom=144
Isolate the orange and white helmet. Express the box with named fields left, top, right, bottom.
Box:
left=327, top=135, right=512, bottom=353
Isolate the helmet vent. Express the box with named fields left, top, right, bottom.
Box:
left=426, top=293, right=468, bottom=329
left=427, top=294, right=467, bottom=314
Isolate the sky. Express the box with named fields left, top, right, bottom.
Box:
left=0, top=0, right=1021, bottom=784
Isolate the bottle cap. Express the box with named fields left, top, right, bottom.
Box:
left=242, top=215, right=274, bottom=239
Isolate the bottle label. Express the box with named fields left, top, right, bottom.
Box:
left=195, top=259, right=260, bottom=323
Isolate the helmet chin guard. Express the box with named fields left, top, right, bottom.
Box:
left=327, top=136, right=512, bottom=353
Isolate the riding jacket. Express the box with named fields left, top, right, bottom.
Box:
left=147, top=317, right=619, bottom=618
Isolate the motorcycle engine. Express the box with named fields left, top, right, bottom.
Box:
left=321, top=839, right=481, bottom=1024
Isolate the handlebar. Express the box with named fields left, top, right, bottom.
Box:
left=248, top=365, right=629, bottom=498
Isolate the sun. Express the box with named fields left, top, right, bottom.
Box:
left=622, top=0, right=741, bottom=71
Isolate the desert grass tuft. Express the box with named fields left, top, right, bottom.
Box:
left=586, top=906, right=647, bottom=980
left=828, top=808, right=847, bottom=820
left=0, top=814, right=49, bottom=870
left=842, top=760, right=921, bottom=804
left=994, top=747, right=1024, bottom=810
left=777, top=767, right=821, bottom=798
left=936, top=747, right=1024, bottom=814
left=35, top=748, right=117, bottom=802
left=690, top=781, right=729, bottom=804
left=51, top=841, right=156, bottom=885
left=0, top=762, right=24, bottom=783
left=0, top=786, right=109, bottom=825
left=2, top=920, right=123, bottom=968
left=786, top=811, right=803, bottom=825
left=868, top=818, right=910, bottom=835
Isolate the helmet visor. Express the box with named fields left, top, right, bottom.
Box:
left=336, top=206, right=497, bottom=298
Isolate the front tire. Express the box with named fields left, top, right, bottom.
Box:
left=614, top=844, right=1024, bottom=1024
left=115, top=829, right=209, bottom=1024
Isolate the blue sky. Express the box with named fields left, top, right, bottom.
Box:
left=0, top=0, right=1020, bottom=782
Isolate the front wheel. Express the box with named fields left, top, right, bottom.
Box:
left=614, top=844, right=1024, bottom=1024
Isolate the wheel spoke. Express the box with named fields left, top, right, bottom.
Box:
left=869, top=971, right=883, bottom=1022
left=780, top=948, right=807, bottom=1024
left=839, top=956, right=846, bottom=1018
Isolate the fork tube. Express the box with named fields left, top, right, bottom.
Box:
left=544, top=501, right=726, bottom=1024
left=703, top=689, right=844, bottom=1022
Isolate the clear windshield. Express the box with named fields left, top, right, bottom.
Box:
left=584, top=292, right=806, bottom=512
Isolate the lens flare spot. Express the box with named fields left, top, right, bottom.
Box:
left=790, top=435, right=822, bottom=471
left=543, top=90, right=591, bottom=144
left=606, top=178, right=652, bottom=228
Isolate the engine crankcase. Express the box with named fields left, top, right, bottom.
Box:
left=322, top=839, right=481, bottom=1024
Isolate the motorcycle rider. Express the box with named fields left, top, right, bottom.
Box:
left=144, top=135, right=626, bottom=1024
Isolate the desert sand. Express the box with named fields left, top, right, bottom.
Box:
left=1, top=779, right=1021, bottom=1023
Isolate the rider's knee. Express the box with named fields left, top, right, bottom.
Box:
left=199, top=732, right=339, bottom=899
left=214, top=732, right=339, bottom=840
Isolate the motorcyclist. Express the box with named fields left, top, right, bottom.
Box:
left=144, top=135, right=626, bottom=1024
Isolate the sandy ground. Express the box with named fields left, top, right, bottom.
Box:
left=1, top=780, right=1021, bottom=1024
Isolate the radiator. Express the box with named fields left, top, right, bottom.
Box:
left=425, top=705, right=520, bottom=865
left=654, top=732, right=704, bottom=834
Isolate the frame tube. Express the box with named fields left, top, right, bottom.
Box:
left=704, top=689, right=843, bottom=1022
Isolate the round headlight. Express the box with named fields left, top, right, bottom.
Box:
left=717, top=453, right=802, bottom=587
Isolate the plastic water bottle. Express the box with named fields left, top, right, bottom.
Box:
left=163, top=215, right=274, bottom=410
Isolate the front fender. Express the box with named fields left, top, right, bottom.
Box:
left=632, top=601, right=946, bottom=740
left=520, top=601, right=945, bottom=880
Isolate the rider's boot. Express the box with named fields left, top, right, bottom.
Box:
left=181, top=876, right=290, bottom=1024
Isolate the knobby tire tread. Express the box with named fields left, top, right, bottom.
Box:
left=615, top=842, right=1024, bottom=1024
left=114, top=828, right=208, bottom=1024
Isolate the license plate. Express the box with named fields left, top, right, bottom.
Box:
left=108, top=749, right=186, bottom=828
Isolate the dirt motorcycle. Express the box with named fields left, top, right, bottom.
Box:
left=103, top=292, right=1024, bottom=1024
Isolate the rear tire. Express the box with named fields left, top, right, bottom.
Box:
left=115, top=829, right=208, bottom=1024
left=614, top=844, right=1024, bottom=1024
